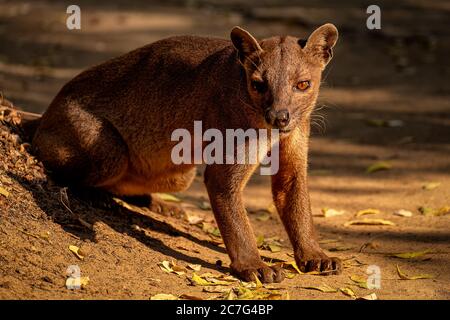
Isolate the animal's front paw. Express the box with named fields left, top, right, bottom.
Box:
left=231, top=262, right=285, bottom=283
left=295, top=248, right=342, bottom=275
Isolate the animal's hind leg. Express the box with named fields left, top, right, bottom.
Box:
left=33, top=116, right=129, bottom=188
left=108, top=167, right=197, bottom=216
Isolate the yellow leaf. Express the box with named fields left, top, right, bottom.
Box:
left=66, top=276, right=89, bottom=289
left=396, top=265, right=434, bottom=280
left=155, top=193, right=181, bottom=202
left=366, top=161, right=392, bottom=173
left=321, top=208, right=345, bottom=218
left=190, top=273, right=215, bottom=286
left=344, top=218, right=395, bottom=227
left=0, top=186, right=9, bottom=197
left=151, top=293, right=179, bottom=300
left=253, top=273, right=263, bottom=288
left=68, top=245, right=84, bottom=260
left=256, top=235, right=265, bottom=248
left=422, top=182, right=441, bottom=190
left=283, top=261, right=302, bottom=274
left=187, top=264, right=202, bottom=272
left=357, top=293, right=378, bottom=300
left=349, top=275, right=369, bottom=289
left=268, top=244, right=281, bottom=253
left=203, top=286, right=231, bottom=293
left=256, top=211, right=271, bottom=221
left=159, top=260, right=186, bottom=275
left=340, top=287, right=356, bottom=298
left=390, top=249, right=431, bottom=259
left=186, top=214, right=203, bottom=225
left=356, top=208, right=380, bottom=217
left=393, top=209, right=413, bottom=217
left=302, top=284, right=337, bottom=293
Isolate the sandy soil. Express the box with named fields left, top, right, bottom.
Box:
left=0, top=0, right=449, bottom=299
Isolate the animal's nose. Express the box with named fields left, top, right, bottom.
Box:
left=265, top=109, right=290, bottom=128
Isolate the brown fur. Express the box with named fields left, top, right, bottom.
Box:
left=31, top=24, right=340, bottom=282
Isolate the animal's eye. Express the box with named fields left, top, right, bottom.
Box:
left=251, top=80, right=267, bottom=93
left=295, top=80, right=310, bottom=91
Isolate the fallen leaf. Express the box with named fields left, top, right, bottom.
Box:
left=357, top=293, right=378, bottom=300
left=349, top=275, right=369, bottom=289
left=344, top=218, right=395, bottom=227
left=256, top=235, right=265, bottom=248
left=155, top=193, right=181, bottom=202
left=268, top=244, right=281, bottom=253
left=186, top=214, right=204, bottom=225
left=203, top=286, right=231, bottom=293
left=389, top=249, right=431, bottom=259
left=301, top=284, right=337, bottom=293
left=321, top=208, right=345, bottom=218
left=422, top=182, right=441, bottom=190
left=282, top=261, right=302, bottom=274
left=356, top=208, right=380, bottom=217
left=0, top=186, right=9, bottom=197
left=396, top=265, right=434, bottom=280
left=190, top=273, right=212, bottom=286
left=393, top=209, right=413, bottom=217
left=366, top=161, right=392, bottom=173
left=256, top=211, right=271, bottom=221
left=419, top=206, right=450, bottom=216
left=328, top=245, right=355, bottom=252
left=340, top=287, right=356, bottom=298
left=150, top=293, right=179, bottom=300
left=160, top=260, right=186, bottom=275
left=66, top=276, right=89, bottom=289
left=68, top=245, right=84, bottom=260
left=418, top=206, right=433, bottom=216
left=187, top=264, right=202, bottom=272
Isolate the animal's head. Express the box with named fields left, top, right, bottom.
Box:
left=230, top=24, right=338, bottom=133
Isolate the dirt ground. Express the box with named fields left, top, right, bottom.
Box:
left=0, top=0, right=449, bottom=300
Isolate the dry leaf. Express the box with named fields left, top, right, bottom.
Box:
left=151, top=293, right=179, bottom=300
left=357, top=293, right=378, bottom=300
left=366, top=161, right=392, bottom=173
left=0, top=186, right=9, bottom=197
left=422, top=182, right=441, bottom=190
left=190, top=273, right=212, bottom=286
left=282, top=261, right=302, bottom=274
left=68, top=245, right=84, bottom=260
left=155, top=193, right=181, bottom=202
left=396, top=265, right=434, bottom=280
left=390, top=249, right=431, bottom=259
left=187, top=264, right=202, bottom=272
left=186, top=214, right=204, bottom=225
left=66, top=276, right=89, bottom=289
left=344, top=218, right=395, bottom=227
left=328, top=245, right=355, bottom=252
left=393, top=209, right=413, bottom=217
left=321, top=208, right=345, bottom=218
left=340, top=287, right=356, bottom=298
left=159, top=260, right=186, bottom=275
left=301, top=284, right=337, bottom=293
left=356, top=208, right=380, bottom=217
left=419, top=206, right=450, bottom=217
left=349, top=275, right=369, bottom=289
left=203, top=286, right=231, bottom=293
left=256, top=211, right=271, bottom=222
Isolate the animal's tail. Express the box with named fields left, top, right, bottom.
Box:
left=0, top=97, right=42, bottom=141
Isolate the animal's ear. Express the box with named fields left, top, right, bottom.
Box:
left=303, top=23, right=338, bottom=69
left=230, top=26, right=262, bottom=63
